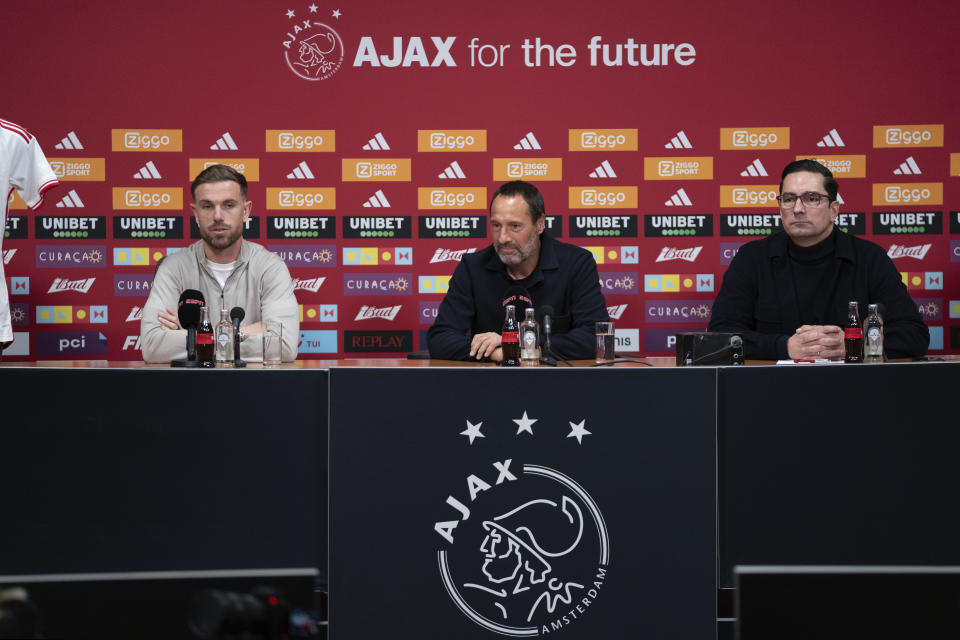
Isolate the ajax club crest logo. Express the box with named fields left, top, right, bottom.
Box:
left=435, top=414, right=610, bottom=636
left=281, top=4, right=344, bottom=81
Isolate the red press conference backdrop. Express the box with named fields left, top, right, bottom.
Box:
left=3, top=0, right=959, bottom=360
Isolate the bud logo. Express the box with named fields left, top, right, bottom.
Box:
left=342, top=247, right=412, bottom=266
left=36, top=215, right=106, bottom=239
left=5, top=215, right=27, bottom=239
left=189, top=159, right=260, bottom=181
left=721, top=213, right=782, bottom=236
left=873, top=211, right=941, bottom=235
left=343, top=330, right=413, bottom=353
left=874, top=125, right=944, bottom=148
left=298, top=330, right=338, bottom=354
left=583, top=246, right=639, bottom=264
left=36, top=246, right=107, bottom=268
left=292, top=276, right=326, bottom=292
left=607, top=304, right=627, bottom=320
left=36, top=305, right=108, bottom=324
left=48, top=158, right=106, bottom=181
left=644, top=157, right=713, bottom=180
left=114, top=215, right=183, bottom=239
left=418, top=187, right=486, bottom=210
left=569, top=187, right=638, bottom=209
left=343, top=216, right=412, bottom=239
left=114, top=274, right=153, bottom=296
left=644, top=214, right=713, bottom=238
left=113, top=188, right=182, bottom=210
left=37, top=331, right=108, bottom=356
left=111, top=129, right=182, bottom=152
left=266, top=130, right=335, bottom=152
left=645, top=300, right=712, bottom=323
left=569, top=129, right=638, bottom=151
left=266, top=187, right=336, bottom=210
left=126, top=306, right=143, bottom=322
left=419, top=130, right=486, bottom=152
left=418, top=215, right=486, bottom=239
left=901, top=272, right=943, bottom=291
left=599, top=272, right=638, bottom=295
left=873, top=183, right=942, bottom=207
left=113, top=247, right=174, bottom=266
left=2, top=249, right=14, bottom=265
left=493, top=158, right=562, bottom=181
left=656, top=246, right=703, bottom=262
left=796, top=155, right=866, bottom=178
left=418, top=275, right=452, bottom=294
left=914, top=298, right=941, bottom=321
left=344, top=273, right=412, bottom=296
left=300, top=304, right=338, bottom=322
left=570, top=214, right=638, bottom=238
left=267, top=215, right=336, bottom=239
left=355, top=305, right=402, bottom=321
left=720, top=185, right=779, bottom=208
left=644, top=273, right=714, bottom=292
left=430, top=248, right=477, bottom=263
left=47, top=277, right=95, bottom=294
left=721, top=127, right=790, bottom=150
left=270, top=245, right=337, bottom=268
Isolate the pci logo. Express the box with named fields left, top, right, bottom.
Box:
left=430, top=248, right=477, bottom=263
left=355, top=304, right=402, bottom=321
left=872, top=211, right=941, bottom=235
left=113, top=188, right=183, bottom=210
left=343, top=247, right=413, bottom=265
left=297, top=330, right=338, bottom=354
left=914, top=298, right=942, bottom=321
left=418, top=215, right=486, bottom=238
left=343, top=273, right=412, bottom=296
left=5, top=215, right=27, bottom=239
left=188, top=159, right=260, bottom=181
left=656, top=246, right=703, bottom=263
left=190, top=216, right=259, bottom=240
left=418, top=188, right=486, bottom=210
left=873, top=125, right=943, bottom=148
left=113, top=274, right=153, bottom=296
left=266, top=130, right=335, bottom=152
left=645, top=300, right=712, bottom=323
left=10, top=277, right=29, bottom=295
left=36, top=215, right=106, bottom=239
left=111, top=129, right=182, bottom=152
left=583, top=246, right=639, bottom=264
left=113, top=247, right=175, bottom=266
left=418, top=275, right=452, bottom=294
left=266, top=187, right=336, bottom=210
left=300, top=304, right=338, bottom=322
left=797, top=155, right=866, bottom=178
left=645, top=273, right=714, bottom=292
left=721, top=127, right=790, bottom=150
left=835, top=212, right=866, bottom=235
left=887, top=243, right=932, bottom=260
left=267, top=215, right=336, bottom=238
left=643, top=157, right=713, bottom=180
left=901, top=271, right=943, bottom=291
left=615, top=328, right=640, bottom=352
left=292, top=276, right=326, bottom=292
left=48, top=277, right=95, bottom=294
left=10, top=302, right=28, bottom=327
left=607, top=304, right=627, bottom=320
left=419, top=301, right=440, bottom=324
left=37, top=331, right=108, bottom=355
left=720, top=185, right=779, bottom=208
left=568, top=187, right=638, bottom=209
left=342, top=158, right=412, bottom=182
left=270, top=245, right=337, bottom=267
left=719, top=242, right=747, bottom=265
left=48, top=158, right=106, bottom=181
left=419, top=130, right=487, bottom=152
left=721, top=213, right=783, bottom=236
left=873, top=184, right=942, bottom=207
left=570, top=215, right=638, bottom=238
left=599, top=272, right=638, bottom=295
left=952, top=240, right=960, bottom=263
left=645, top=328, right=680, bottom=352
left=114, top=215, right=183, bottom=239
left=493, top=158, right=562, bottom=181
left=36, top=305, right=108, bottom=324
left=343, top=330, right=413, bottom=353
left=343, top=215, right=412, bottom=238
left=36, top=246, right=107, bottom=268
left=569, top=129, right=638, bottom=151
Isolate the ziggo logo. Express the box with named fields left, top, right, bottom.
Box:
left=885, top=128, right=933, bottom=145
left=732, top=188, right=777, bottom=205
left=279, top=190, right=324, bottom=207
left=430, top=190, right=476, bottom=207
left=278, top=133, right=324, bottom=149
left=124, top=190, right=172, bottom=207
left=430, top=133, right=475, bottom=149
left=581, top=132, right=627, bottom=148
left=124, top=132, right=171, bottom=150
left=732, top=130, right=778, bottom=147
left=884, top=186, right=932, bottom=203
left=581, top=190, right=627, bottom=206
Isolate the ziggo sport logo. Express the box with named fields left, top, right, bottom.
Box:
left=732, top=188, right=778, bottom=206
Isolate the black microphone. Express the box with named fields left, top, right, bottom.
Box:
left=230, top=307, right=247, bottom=368
left=172, top=290, right=205, bottom=368
left=538, top=305, right=557, bottom=366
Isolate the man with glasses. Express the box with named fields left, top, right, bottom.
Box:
left=708, top=159, right=928, bottom=360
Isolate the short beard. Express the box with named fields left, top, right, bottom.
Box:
left=495, top=237, right=538, bottom=266
left=200, top=226, right=243, bottom=251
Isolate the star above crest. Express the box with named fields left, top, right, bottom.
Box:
left=567, top=420, right=592, bottom=444
left=460, top=420, right=484, bottom=445
left=512, top=411, right=537, bottom=435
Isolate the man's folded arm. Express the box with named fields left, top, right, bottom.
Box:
left=140, top=263, right=187, bottom=363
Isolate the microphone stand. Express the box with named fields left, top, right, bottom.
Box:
left=539, top=316, right=557, bottom=366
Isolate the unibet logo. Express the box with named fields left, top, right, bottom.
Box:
left=189, top=159, right=260, bottom=181
left=569, top=186, right=638, bottom=209
left=874, top=125, right=944, bottom=148
left=873, top=183, right=942, bottom=206
left=266, top=130, right=335, bottom=152
left=644, top=156, right=713, bottom=180
left=111, top=129, right=182, bottom=152
left=721, top=127, right=790, bottom=150
left=720, top=185, right=779, bottom=208
left=419, top=129, right=486, bottom=152
left=569, top=129, right=638, bottom=151
left=113, top=188, right=182, bottom=210
left=418, top=187, right=486, bottom=210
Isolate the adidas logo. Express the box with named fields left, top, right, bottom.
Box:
left=836, top=193, right=845, bottom=205
left=132, top=161, right=161, bottom=179
left=513, top=131, right=541, bottom=150
left=815, top=128, right=845, bottom=147
left=740, top=159, right=768, bottom=177
left=55, top=189, right=85, bottom=208
left=287, top=161, right=315, bottom=179
left=589, top=160, right=617, bottom=179
left=362, top=132, right=390, bottom=150
left=664, top=130, right=692, bottom=149
left=209, top=132, right=238, bottom=150
left=664, top=188, right=692, bottom=207
left=893, top=156, right=922, bottom=175
left=362, top=189, right=391, bottom=208
left=54, top=131, right=83, bottom=150
left=438, top=161, right=466, bottom=179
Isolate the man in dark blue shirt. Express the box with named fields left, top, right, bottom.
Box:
left=428, top=181, right=609, bottom=362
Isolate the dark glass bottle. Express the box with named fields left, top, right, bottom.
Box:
left=844, top=301, right=863, bottom=363
left=196, top=305, right=215, bottom=367
left=500, top=304, right=520, bottom=367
